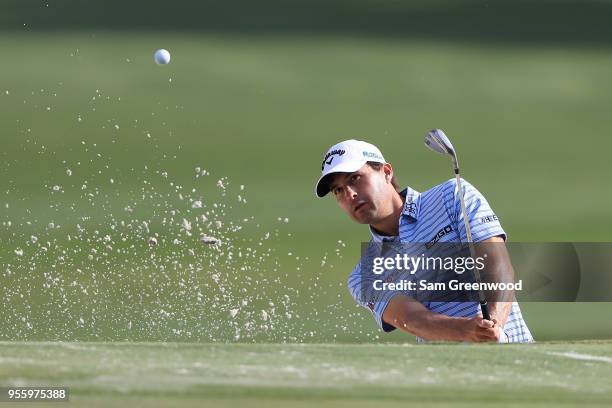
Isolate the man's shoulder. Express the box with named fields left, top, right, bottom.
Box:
left=420, top=178, right=479, bottom=201
left=422, top=178, right=459, bottom=194
left=347, top=239, right=378, bottom=287
left=347, top=247, right=366, bottom=284
left=346, top=258, right=364, bottom=301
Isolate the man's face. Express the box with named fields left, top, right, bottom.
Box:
left=328, top=164, right=395, bottom=225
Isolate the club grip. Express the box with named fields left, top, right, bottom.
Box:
left=480, top=300, right=491, bottom=321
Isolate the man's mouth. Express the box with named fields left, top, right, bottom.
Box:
left=354, top=202, right=368, bottom=213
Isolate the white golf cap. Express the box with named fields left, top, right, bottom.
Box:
left=314, top=139, right=386, bottom=198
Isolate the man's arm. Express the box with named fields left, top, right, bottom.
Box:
left=382, top=294, right=500, bottom=342
left=476, top=236, right=513, bottom=328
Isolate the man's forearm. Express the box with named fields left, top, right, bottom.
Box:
left=390, top=310, right=471, bottom=342
left=382, top=295, right=499, bottom=342
left=475, top=237, right=515, bottom=327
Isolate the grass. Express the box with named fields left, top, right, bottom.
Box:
left=1, top=341, right=612, bottom=407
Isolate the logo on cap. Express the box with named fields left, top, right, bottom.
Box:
left=362, top=151, right=383, bottom=161
left=321, top=149, right=346, bottom=171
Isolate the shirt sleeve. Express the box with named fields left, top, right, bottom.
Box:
left=348, top=262, right=397, bottom=333
left=447, top=178, right=506, bottom=242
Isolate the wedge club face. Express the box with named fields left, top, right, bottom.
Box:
left=424, top=129, right=459, bottom=170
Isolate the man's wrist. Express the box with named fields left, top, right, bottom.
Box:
left=488, top=302, right=511, bottom=327
left=447, top=317, right=472, bottom=341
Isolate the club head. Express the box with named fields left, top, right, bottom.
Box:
left=424, top=129, right=455, bottom=157
left=424, top=128, right=459, bottom=170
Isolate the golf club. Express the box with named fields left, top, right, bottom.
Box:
left=424, top=128, right=491, bottom=321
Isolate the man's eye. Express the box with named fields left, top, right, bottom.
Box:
left=351, top=175, right=361, bottom=182
left=333, top=187, right=343, bottom=195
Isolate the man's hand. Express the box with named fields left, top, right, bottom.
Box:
left=462, top=316, right=500, bottom=342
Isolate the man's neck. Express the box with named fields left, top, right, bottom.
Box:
left=370, top=191, right=405, bottom=237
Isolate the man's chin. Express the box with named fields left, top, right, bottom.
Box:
left=352, top=210, right=375, bottom=225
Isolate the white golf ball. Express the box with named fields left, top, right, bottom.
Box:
left=154, top=49, right=171, bottom=65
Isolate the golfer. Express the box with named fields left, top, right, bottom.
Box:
left=315, top=139, right=533, bottom=342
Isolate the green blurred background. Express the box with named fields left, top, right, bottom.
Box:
left=1, top=0, right=612, bottom=342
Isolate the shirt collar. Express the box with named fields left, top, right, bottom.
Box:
left=368, top=186, right=421, bottom=243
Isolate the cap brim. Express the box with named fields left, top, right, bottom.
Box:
left=314, top=160, right=367, bottom=198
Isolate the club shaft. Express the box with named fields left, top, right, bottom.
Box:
left=455, top=170, right=491, bottom=321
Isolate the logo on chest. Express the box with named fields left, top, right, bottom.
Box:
left=425, top=224, right=453, bottom=249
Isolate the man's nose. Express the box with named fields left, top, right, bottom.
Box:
left=345, top=185, right=358, bottom=200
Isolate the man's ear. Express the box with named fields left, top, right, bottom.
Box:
left=383, top=163, right=393, bottom=182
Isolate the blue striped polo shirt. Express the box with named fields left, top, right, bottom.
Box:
left=347, top=178, right=533, bottom=343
